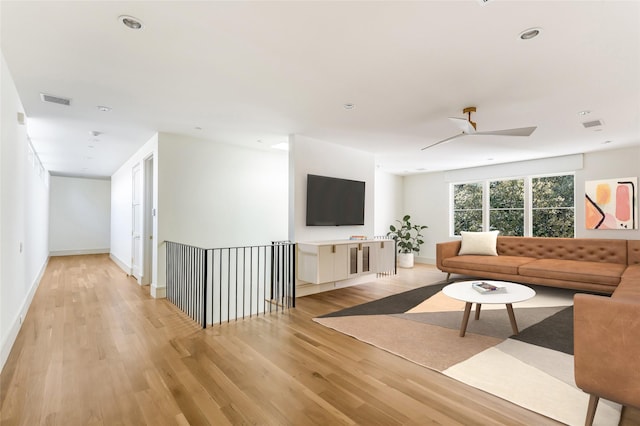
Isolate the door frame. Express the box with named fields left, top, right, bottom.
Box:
left=141, top=154, right=154, bottom=285
left=131, top=163, right=142, bottom=281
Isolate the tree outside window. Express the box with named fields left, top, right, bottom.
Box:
left=451, top=174, right=575, bottom=237
left=532, top=175, right=575, bottom=237
left=490, top=179, right=524, bottom=236
left=453, top=183, right=483, bottom=235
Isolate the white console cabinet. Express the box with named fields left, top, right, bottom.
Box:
left=298, top=239, right=395, bottom=284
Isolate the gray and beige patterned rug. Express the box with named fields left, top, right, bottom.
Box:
left=314, top=281, right=621, bottom=426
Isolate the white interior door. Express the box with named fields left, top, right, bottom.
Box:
left=132, top=163, right=142, bottom=281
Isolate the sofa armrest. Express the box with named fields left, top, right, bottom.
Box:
left=574, top=293, right=640, bottom=408
left=436, top=240, right=461, bottom=270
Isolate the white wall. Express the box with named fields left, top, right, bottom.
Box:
left=374, top=170, right=404, bottom=236
left=155, top=132, right=288, bottom=300
left=158, top=133, right=288, bottom=248
left=111, top=132, right=288, bottom=298
left=404, top=147, right=640, bottom=264
left=290, top=134, right=376, bottom=242
left=290, top=134, right=378, bottom=295
left=110, top=134, right=158, bottom=288
left=49, top=176, right=111, bottom=255
left=1, top=53, right=50, bottom=373
left=403, top=171, right=450, bottom=264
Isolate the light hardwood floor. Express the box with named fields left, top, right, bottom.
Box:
left=1, top=254, right=638, bottom=425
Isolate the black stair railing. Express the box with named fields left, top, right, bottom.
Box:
left=165, top=241, right=296, bottom=328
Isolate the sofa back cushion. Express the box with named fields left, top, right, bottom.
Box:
left=496, top=236, right=627, bottom=264
left=628, top=240, right=640, bottom=265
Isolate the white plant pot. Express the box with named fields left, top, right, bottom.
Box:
left=398, top=252, right=414, bottom=268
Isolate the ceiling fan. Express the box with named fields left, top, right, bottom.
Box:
left=421, top=106, right=537, bottom=150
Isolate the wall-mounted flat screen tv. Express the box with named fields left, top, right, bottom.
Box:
left=306, top=174, right=365, bottom=226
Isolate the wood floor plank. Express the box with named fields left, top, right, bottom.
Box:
left=2, top=254, right=638, bottom=425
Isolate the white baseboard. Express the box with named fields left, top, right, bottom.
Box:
left=415, top=256, right=436, bottom=265
left=0, top=256, right=49, bottom=374
left=50, top=248, right=110, bottom=257
left=151, top=284, right=166, bottom=299
left=109, top=253, right=132, bottom=275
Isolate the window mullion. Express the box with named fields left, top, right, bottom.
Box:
left=483, top=180, right=490, bottom=231
left=525, top=177, right=532, bottom=236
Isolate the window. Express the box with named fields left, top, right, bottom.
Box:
left=490, top=179, right=524, bottom=236
left=451, top=174, right=575, bottom=237
left=453, top=183, right=483, bottom=235
left=532, top=175, right=575, bottom=237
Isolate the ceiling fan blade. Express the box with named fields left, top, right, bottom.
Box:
left=448, top=117, right=476, bottom=134
left=421, top=133, right=464, bottom=151
left=473, top=126, right=537, bottom=137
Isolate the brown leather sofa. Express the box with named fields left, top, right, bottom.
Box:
left=436, top=236, right=628, bottom=294
left=574, top=240, right=640, bottom=425
left=436, top=236, right=640, bottom=424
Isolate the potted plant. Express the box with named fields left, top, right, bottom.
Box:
left=387, top=215, right=428, bottom=268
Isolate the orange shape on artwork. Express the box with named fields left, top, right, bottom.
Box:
left=596, top=183, right=611, bottom=205
left=585, top=196, right=604, bottom=229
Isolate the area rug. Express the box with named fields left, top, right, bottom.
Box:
left=314, top=281, right=622, bottom=426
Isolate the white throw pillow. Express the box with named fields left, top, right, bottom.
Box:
left=458, top=231, right=499, bottom=256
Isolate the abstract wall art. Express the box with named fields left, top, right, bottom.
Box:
left=585, top=177, right=637, bottom=230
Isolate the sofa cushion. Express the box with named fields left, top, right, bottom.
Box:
left=614, top=265, right=640, bottom=302
left=442, top=255, right=536, bottom=275
left=628, top=240, right=640, bottom=265
left=458, top=231, right=499, bottom=256
left=519, top=259, right=625, bottom=286
left=497, top=236, right=628, bottom=263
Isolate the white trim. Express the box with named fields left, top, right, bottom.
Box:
left=50, top=248, right=110, bottom=257
left=109, top=252, right=132, bottom=275
left=1, top=257, right=49, bottom=374
left=151, top=284, right=166, bottom=299
left=444, top=153, right=583, bottom=182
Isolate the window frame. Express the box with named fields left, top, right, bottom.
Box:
left=450, top=172, right=576, bottom=238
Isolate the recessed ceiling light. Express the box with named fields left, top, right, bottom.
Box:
left=578, top=110, right=591, bottom=116
left=119, top=15, right=144, bottom=30
left=519, top=27, right=542, bottom=40
left=97, top=105, right=112, bottom=112
left=343, top=103, right=355, bottom=110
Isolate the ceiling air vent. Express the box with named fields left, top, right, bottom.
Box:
left=582, top=119, right=603, bottom=129
left=40, top=93, right=71, bottom=106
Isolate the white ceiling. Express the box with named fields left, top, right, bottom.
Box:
left=1, top=1, right=639, bottom=178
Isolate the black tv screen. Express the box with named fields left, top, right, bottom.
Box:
left=306, top=174, right=365, bottom=226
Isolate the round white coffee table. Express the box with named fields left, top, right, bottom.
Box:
left=442, top=280, right=536, bottom=337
